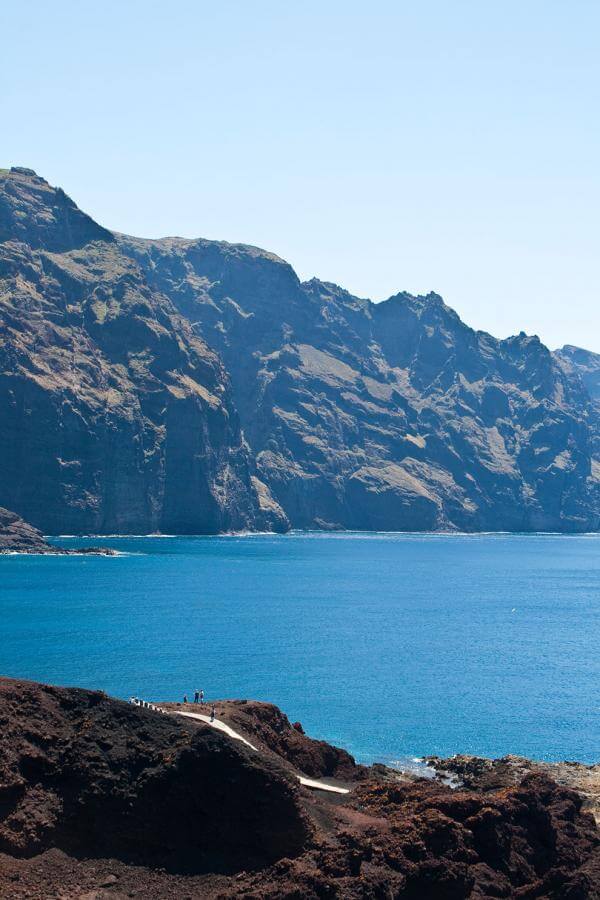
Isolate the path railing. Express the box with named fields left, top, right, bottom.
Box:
left=129, top=697, right=168, bottom=713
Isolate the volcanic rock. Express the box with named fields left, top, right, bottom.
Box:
left=0, top=505, right=115, bottom=555
left=0, top=168, right=278, bottom=535
left=428, top=752, right=600, bottom=826
left=0, top=506, right=50, bottom=552
left=0, top=677, right=599, bottom=898
left=2, top=166, right=600, bottom=533
left=0, top=677, right=310, bottom=873
left=170, top=699, right=366, bottom=782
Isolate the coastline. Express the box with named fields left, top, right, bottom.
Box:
left=3, top=527, right=600, bottom=554
left=47, top=529, right=600, bottom=538
left=1, top=676, right=599, bottom=898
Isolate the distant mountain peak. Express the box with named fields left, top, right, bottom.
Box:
left=9, top=166, right=38, bottom=177
left=0, top=165, right=113, bottom=251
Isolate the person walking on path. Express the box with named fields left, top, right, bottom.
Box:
left=210, top=704, right=216, bottom=722
left=194, top=690, right=199, bottom=703
left=183, top=694, right=188, bottom=704
left=200, top=689, right=204, bottom=704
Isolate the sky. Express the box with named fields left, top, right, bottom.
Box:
left=2, top=1, right=599, bottom=350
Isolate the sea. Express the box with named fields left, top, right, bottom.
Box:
left=1, top=532, right=599, bottom=767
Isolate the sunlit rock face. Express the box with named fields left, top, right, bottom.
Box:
left=1, top=166, right=598, bottom=534
left=121, top=235, right=600, bottom=533
left=0, top=168, right=281, bottom=534
left=555, top=344, right=600, bottom=461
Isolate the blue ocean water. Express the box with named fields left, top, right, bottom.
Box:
left=1, top=533, right=599, bottom=765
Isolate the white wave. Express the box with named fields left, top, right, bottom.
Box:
left=46, top=529, right=600, bottom=542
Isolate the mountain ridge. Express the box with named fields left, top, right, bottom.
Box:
left=1, top=166, right=598, bottom=534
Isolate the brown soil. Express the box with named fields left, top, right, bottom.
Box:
left=1, top=678, right=599, bottom=899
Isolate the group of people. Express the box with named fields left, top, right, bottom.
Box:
left=182, top=689, right=216, bottom=721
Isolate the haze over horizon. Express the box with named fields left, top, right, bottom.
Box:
left=3, top=0, right=599, bottom=352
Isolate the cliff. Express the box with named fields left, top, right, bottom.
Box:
left=0, top=505, right=115, bottom=554
left=2, top=166, right=600, bottom=533
left=0, top=677, right=598, bottom=898
left=122, top=236, right=600, bottom=532
left=555, top=345, right=600, bottom=462
left=0, top=167, right=279, bottom=535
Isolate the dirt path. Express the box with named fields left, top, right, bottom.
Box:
left=173, top=709, right=259, bottom=750
left=154, top=704, right=350, bottom=795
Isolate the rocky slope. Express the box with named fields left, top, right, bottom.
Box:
left=0, top=506, right=51, bottom=552
left=164, top=698, right=366, bottom=782
left=0, top=678, right=599, bottom=899
left=555, top=345, right=600, bottom=462
left=429, top=753, right=600, bottom=827
left=0, top=678, right=311, bottom=876
left=0, top=505, right=115, bottom=554
left=556, top=346, right=600, bottom=405
left=124, top=235, right=600, bottom=532
left=2, top=165, right=600, bottom=533
left=0, top=167, right=277, bottom=535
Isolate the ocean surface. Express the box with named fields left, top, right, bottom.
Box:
left=1, top=532, right=599, bottom=766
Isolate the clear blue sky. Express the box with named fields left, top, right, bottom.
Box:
left=2, top=1, right=599, bottom=350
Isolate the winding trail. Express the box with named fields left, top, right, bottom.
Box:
left=170, top=709, right=350, bottom=794
left=297, top=775, right=349, bottom=794
left=138, top=702, right=350, bottom=795
left=173, top=709, right=259, bottom=751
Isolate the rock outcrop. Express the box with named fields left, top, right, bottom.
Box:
left=0, top=678, right=310, bottom=875
left=0, top=677, right=599, bottom=899
left=168, top=698, right=366, bottom=782
left=429, top=753, right=600, bottom=826
left=2, top=165, right=600, bottom=533
left=0, top=167, right=277, bottom=535
left=119, top=240, right=600, bottom=533
left=0, top=506, right=50, bottom=552
left=0, top=505, right=115, bottom=554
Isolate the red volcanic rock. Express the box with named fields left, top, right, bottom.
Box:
left=335, top=775, right=600, bottom=899
left=214, top=699, right=365, bottom=780
left=0, top=678, right=599, bottom=899
left=0, top=677, right=311, bottom=873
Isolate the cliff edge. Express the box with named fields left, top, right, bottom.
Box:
left=0, top=677, right=598, bottom=898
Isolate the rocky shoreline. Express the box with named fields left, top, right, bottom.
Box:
left=427, top=754, right=600, bottom=828
left=0, top=677, right=598, bottom=898
left=0, top=506, right=116, bottom=556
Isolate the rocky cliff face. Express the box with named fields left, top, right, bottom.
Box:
left=0, top=168, right=275, bottom=534
left=2, top=166, right=599, bottom=533
left=122, top=235, right=600, bottom=532
left=556, top=345, right=600, bottom=404
left=555, top=345, right=600, bottom=463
